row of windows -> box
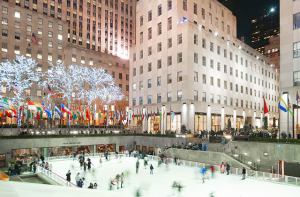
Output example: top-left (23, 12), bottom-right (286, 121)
top-left (132, 93), bottom-right (277, 113)
top-left (140, 0), bottom-right (232, 35)
top-left (133, 35), bottom-right (277, 80)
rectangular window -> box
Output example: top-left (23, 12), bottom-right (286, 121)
top-left (168, 0), bottom-right (172, 10)
top-left (148, 11), bottom-right (152, 21)
top-left (157, 22), bottom-right (162, 35)
top-left (194, 90), bottom-right (198, 101)
top-left (157, 59), bottom-right (162, 69)
top-left (177, 71), bottom-right (183, 82)
top-left (202, 38), bottom-right (206, 48)
top-left (167, 92), bottom-right (172, 102)
top-left (183, 0), bottom-right (187, 11)
top-left (157, 76), bottom-right (161, 86)
top-left (202, 92), bottom-right (206, 102)
top-left (157, 42), bottom-right (162, 52)
top-left (210, 42), bottom-right (214, 52)
top-left (147, 79), bottom-right (152, 88)
top-left (168, 56), bottom-right (172, 66)
top-left (294, 41), bottom-right (300, 58)
top-left (194, 34), bottom-right (198, 45)
top-left (202, 56), bottom-right (206, 66)
top-left (167, 74), bottom-right (172, 84)
top-left (177, 91), bottom-right (183, 101)
top-left (148, 27), bottom-right (152, 40)
top-left (168, 38), bottom-right (172, 48)
top-left (158, 4), bottom-right (162, 16)
top-left (148, 63), bottom-right (152, 72)
top-left (210, 77), bottom-right (214, 86)
top-left (194, 72), bottom-right (198, 82)
top-left (194, 53), bottom-right (198, 63)
top-left (193, 3), bottom-right (197, 15)
top-left (293, 12), bottom-right (300, 30)
top-left (202, 74), bottom-right (206, 84)
top-left (294, 71), bottom-right (300, 86)
top-left (177, 52), bottom-right (183, 63)
top-left (167, 17), bottom-right (172, 30)
top-left (178, 34), bottom-right (182, 44)
top-left (157, 94), bottom-right (162, 103)
top-left (140, 16), bottom-right (143, 26)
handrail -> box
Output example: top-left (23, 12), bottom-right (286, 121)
top-left (41, 153), bottom-right (300, 188)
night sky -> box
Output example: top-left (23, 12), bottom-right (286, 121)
top-left (219, 0), bottom-right (279, 44)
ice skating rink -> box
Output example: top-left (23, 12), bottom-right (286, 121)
top-left (44, 156), bottom-right (300, 197)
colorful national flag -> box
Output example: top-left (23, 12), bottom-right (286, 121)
top-left (297, 91), bottom-right (300, 104)
top-left (27, 100), bottom-right (36, 110)
top-left (263, 97), bottom-right (269, 115)
top-left (0, 98), bottom-right (10, 109)
top-left (279, 96), bottom-right (294, 116)
top-left (54, 106), bottom-right (62, 117)
top-left (61, 104), bottom-right (71, 115)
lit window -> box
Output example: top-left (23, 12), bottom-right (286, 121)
top-left (48, 54), bottom-right (53, 62)
top-left (89, 60), bottom-right (94, 66)
top-left (1, 43), bottom-right (7, 53)
top-left (37, 90), bottom-right (42, 97)
top-left (37, 53), bottom-right (42, 59)
top-left (14, 11), bottom-right (21, 19)
top-left (58, 34), bottom-right (63, 40)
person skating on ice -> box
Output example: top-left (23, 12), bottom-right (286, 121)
top-left (66, 170), bottom-right (71, 184)
top-left (242, 167), bottom-right (246, 180)
top-left (87, 158), bottom-right (91, 170)
top-left (136, 159), bottom-right (140, 174)
top-left (120, 172), bottom-right (124, 188)
top-left (93, 182), bottom-right (98, 189)
top-left (226, 163), bottom-right (230, 175)
top-left (75, 172), bottom-right (81, 186)
top-left (88, 182), bottom-right (94, 189)
top-left (150, 164), bottom-right (154, 174)
top-left (144, 158), bottom-right (148, 169)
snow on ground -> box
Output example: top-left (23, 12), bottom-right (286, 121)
top-left (44, 156), bottom-right (300, 197)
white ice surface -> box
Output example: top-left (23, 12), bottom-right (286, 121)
top-left (1, 156), bottom-right (300, 197)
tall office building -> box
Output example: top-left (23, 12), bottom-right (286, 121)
top-left (250, 7), bottom-right (279, 54)
top-left (280, 0), bottom-right (300, 138)
top-left (129, 0), bottom-right (279, 133)
top-left (0, 0), bottom-right (136, 100)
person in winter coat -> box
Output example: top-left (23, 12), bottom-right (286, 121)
top-left (88, 183), bottom-right (94, 189)
top-left (75, 172), bottom-right (81, 186)
top-left (150, 164), bottom-right (154, 174)
top-left (66, 170), bottom-right (71, 182)
top-left (226, 163), bottom-right (230, 175)
top-left (78, 179), bottom-right (84, 188)
top-left (136, 160), bottom-right (140, 174)
top-left (220, 162), bottom-right (225, 174)
top-left (242, 167), bottom-right (246, 180)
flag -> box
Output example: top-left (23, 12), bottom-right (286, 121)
top-left (278, 102), bottom-right (287, 112)
top-left (54, 106), bottom-right (62, 117)
top-left (0, 98), bottom-right (10, 109)
top-left (42, 102), bottom-right (52, 119)
top-left (61, 104), bottom-right (71, 115)
top-left (5, 109), bottom-right (17, 118)
top-left (85, 107), bottom-right (90, 120)
top-left (263, 97), bottom-right (269, 115)
top-left (279, 96), bottom-right (294, 116)
top-left (297, 91), bottom-right (300, 104)
top-left (27, 100), bottom-right (36, 110)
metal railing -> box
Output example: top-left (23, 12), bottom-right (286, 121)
top-left (39, 153), bottom-right (300, 188)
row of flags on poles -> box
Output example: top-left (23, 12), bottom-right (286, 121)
top-left (0, 98), bottom-right (128, 124)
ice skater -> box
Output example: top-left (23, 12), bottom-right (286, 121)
top-left (150, 164), bottom-right (154, 174)
top-left (120, 172), bottom-right (124, 188)
top-left (136, 159), bottom-right (140, 174)
top-left (220, 162), bottom-right (225, 174)
top-left (75, 172), bottom-right (81, 186)
top-left (226, 163), bottom-right (230, 175)
top-left (66, 170), bottom-right (71, 183)
top-left (87, 158), bottom-right (92, 170)
top-left (144, 158), bottom-right (148, 169)
top-left (242, 167), bottom-right (246, 180)
top-left (200, 166), bottom-right (207, 183)
top-left (210, 165), bottom-right (215, 178)
top-left (99, 156), bottom-right (102, 166)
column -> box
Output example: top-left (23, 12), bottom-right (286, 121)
top-left (260, 112), bottom-right (263, 129)
top-left (242, 110), bottom-right (246, 128)
top-left (221, 107), bottom-right (225, 130)
top-left (189, 103), bottom-right (195, 132)
top-left (142, 108), bottom-right (147, 132)
top-left (181, 103), bottom-right (188, 131)
top-left (233, 110), bottom-right (237, 129)
top-left (207, 105), bottom-right (211, 132)
top-left (253, 111), bottom-right (256, 129)
top-left (161, 105), bottom-right (166, 134)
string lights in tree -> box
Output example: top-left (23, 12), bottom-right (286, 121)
top-left (0, 56), bottom-right (41, 105)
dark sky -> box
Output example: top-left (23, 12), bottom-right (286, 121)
top-left (219, 0), bottom-right (279, 43)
